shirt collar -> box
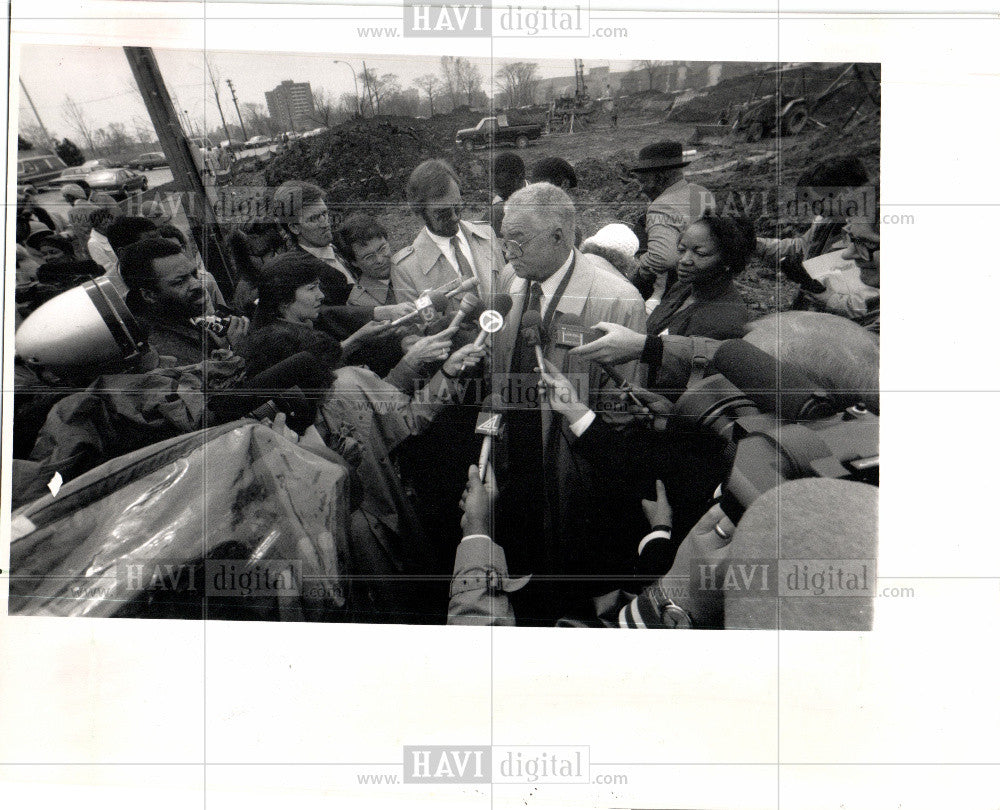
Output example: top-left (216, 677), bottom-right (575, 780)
top-left (537, 249), bottom-right (575, 300)
top-left (425, 225), bottom-right (470, 256)
top-left (355, 275), bottom-right (391, 304)
top-left (300, 242), bottom-right (336, 261)
top-left (300, 242), bottom-right (356, 283)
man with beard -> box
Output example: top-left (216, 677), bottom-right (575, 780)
top-left (392, 159), bottom-right (504, 306)
top-left (118, 238), bottom-right (250, 365)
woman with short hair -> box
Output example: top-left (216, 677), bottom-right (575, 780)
top-left (645, 211), bottom-right (754, 340)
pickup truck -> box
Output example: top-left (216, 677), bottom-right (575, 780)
top-left (455, 115), bottom-right (543, 151)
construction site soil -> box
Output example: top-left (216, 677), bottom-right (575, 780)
top-left (221, 66), bottom-right (879, 317)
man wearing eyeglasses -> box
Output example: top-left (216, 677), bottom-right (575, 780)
top-left (490, 181), bottom-right (647, 624)
top-left (801, 215), bottom-right (880, 331)
top-left (266, 180), bottom-right (413, 339)
top-left (392, 159), bottom-right (505, 305)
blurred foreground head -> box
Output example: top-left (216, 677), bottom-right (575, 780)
top-left (744, 310), bottom-right (879, 413)
top-left (724, 478), bottom-right (878, 630)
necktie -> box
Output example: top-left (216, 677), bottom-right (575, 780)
top-left (450, 235), bottom-right (474, 280)
top-left (514, 282), bottom-right (544, 374)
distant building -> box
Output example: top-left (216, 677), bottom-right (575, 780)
top-left (539, 61), bottom-right (765, 98)
top-left (265, 80), bottom-right (316, 132)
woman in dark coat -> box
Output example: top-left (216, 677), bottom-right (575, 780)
top-left (646, 212), bottom-right (754, 340)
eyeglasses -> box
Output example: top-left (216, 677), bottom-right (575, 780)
top-left (426, 203), bottom-right (464, 223)
top-left (303, 209), bottom-right (330, 225)
top-left (844, 225), bottom-right (879, 262)
top-left (356, 242), bottom-right (391, 263)
top-left (500, 231), bottom-right (548, 259)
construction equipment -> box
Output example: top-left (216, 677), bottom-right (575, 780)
top-left (727, 63), bottom-right (880, 143)
top-left (550, 60), bottom-right (595, 132)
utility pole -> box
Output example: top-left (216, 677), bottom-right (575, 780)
top-left (124, 46), bottom-right (235, 296)
top-left (226, 78), bottom-right (249, 141)
top-left (19, 78), bottom-right (55, 148)
top-left (206, 62), bottom-right (232, 144)
top-left (361, 60), bottom-right (377, 116)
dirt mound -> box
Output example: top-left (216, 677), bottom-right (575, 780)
top-left (225, 110), bottom-right (493, 205)
top-left (671, 63), bottom-right (880, 125)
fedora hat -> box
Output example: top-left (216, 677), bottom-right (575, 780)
top-left (631, 141), bottom-right (690, 172)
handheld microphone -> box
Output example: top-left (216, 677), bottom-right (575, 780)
top-left (597, 361), bottom-right (650, 413)
top-left (474, 393), bottom-right (505, 482)
top-left (445, 276), bottom-right (479, 299)
top-left (448, 293), bottom-right (483, 331)
top-left (712, 339), bottom-right (838, 421)
top-left (472, 294), bottom-right (513, 349)
top-left (519, 310), bottom-right (546, 371)
top-left (389, 290), bottom-right (449, 328)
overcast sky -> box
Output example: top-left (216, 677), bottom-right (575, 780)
top-left (18, 44), bottom-right (633, 140)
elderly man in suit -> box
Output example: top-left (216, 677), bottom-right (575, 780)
top-left (490, 181), bottom-right (647, 623)
top-left (392, 159), bottom-right (504, 306)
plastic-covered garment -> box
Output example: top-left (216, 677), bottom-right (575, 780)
top-left (9, 421), bottom-right (351, 621)
top-left (15, 356), bottom-right (246, 509)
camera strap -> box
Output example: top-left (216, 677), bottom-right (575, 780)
top-left (686, 336), bottom-right (714, 388)
top-left (746, 423), bottom-right (832, 479)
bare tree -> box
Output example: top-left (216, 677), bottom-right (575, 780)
top-left (495, 61), bottom-right (539, 108)
top-left (18, 121), bottom-right (52, 151)
top-left (414, 74), bottom-right (440, 116)
top-left (244, 102), bottom-right (278, 137)
top-left (130, 117), bottom-right (156, 146)
top-left (635, 60), bottom-right (668, 91)
top-left (305, 87), bottom-right (338, 127)
top-left (440, 56), bottom-right (461, 111)
top-left (360, 67), bottom-right (398, 116)
top-left (338, 92), bottom-right (363, 119)
top-left (61, 95), bottom-right (97, 154)
top-left (457, 59), bottom-right (483, 107)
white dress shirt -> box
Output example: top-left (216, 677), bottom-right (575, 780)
top-left (425, 226), bottom-right (475, 281)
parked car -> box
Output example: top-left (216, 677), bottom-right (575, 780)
top-left (17, 151), bottom-right (68, 190)
top-left (128, 152), bottom-right (168, 170)
top-left (54, 159), bottom-right (117, 185)
top-left (85, 168), bottom-right (148, 200)
top-left (455, 115), bottom-right (543, 151)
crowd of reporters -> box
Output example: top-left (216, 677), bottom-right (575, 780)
top-left (11, 144), bottom-right (880, 629)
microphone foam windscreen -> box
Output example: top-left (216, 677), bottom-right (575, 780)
top-left (713, 339), bottom-right (828, 422)
top-left (428, 290), bottom-right (451, 312)
top-left (490, 294), bottom-right (513, 317)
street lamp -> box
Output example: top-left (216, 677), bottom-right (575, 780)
top-left (332, 60), bottom-right (363, 118)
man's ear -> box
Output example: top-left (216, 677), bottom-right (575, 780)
top-left (288, 220), bottom-right (302, 237)
top-left (139, 287), bottom-right (158, 306)
top-left (552, 227), bottom-right (564, 244)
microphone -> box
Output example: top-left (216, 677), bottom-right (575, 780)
top-left (712, 339), bottom-right (838, 421)
top-left (389, 290), bottom-right (449, 328)
top-left (519, 309), bottom-right (546, 371)
top-left (447, 292), bottom-right (483, 331)
top-left (445, 276), bottom-right (479, 300)
top-left (474, 393), bottom-right (505, 482)
top-left (472, 294), bottom-right (513, 349)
